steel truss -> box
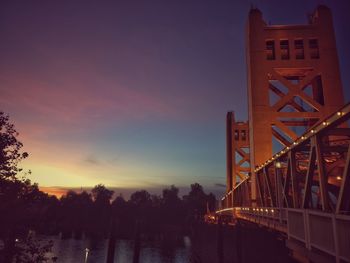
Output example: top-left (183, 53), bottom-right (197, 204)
top-left (219, 103), bottom-right (350, 263)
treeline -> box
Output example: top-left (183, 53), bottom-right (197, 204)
top-left (0, 179), bottom-right (216, 240)
top-left (0, 175), bottom-right (216, 262)
top-left (51, 183), bottom-right (216, 238)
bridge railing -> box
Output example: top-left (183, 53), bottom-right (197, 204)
top-left (286, 208), bottom-right (350, 262)
top-left (234, 206), bottom-right (287, 231)
top-left (216, 206), bottom-right (350, 262)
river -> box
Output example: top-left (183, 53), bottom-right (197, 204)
top-left (47, 235), bottom-right (193, 263)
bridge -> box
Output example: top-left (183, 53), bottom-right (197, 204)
top-left (216, 6), bottom-right (350, 263)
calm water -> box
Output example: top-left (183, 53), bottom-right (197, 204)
top-left (47, 236), bottom-right (192, 263)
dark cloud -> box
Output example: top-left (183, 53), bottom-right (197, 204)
top-left (84, 155), bottom-right (101, 165)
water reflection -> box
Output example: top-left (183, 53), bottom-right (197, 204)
top-left (48, 236), bottom-right (192, 263)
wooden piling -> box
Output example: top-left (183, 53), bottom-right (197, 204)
top-left (133, 220), bottom-right (141, 263)
top-left (217, 216), bottom-right (224, 263)
top-left (235, 220), bottom-right (242, 263)
top-left (106, 217), bottom-right (117, 263)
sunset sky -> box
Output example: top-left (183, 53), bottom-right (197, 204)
top-left (1, 0), bottom-right (349, 198)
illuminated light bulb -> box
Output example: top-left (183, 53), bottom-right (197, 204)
top-left (336, 176), bottom-right (341, 180)
top-left (301, 136), bottom-right (305, 140)
top-left (311, 130), bottom-right (314, 133)
top-left (293, 142), bottom-right (297, 145)
top-left (337, 111), bottom-right (342, 116)
top-left (286, 146), bottom-right (290, 149)
top-left (322, 121), bottom-right (327, 126)
top-left (271, 209), bottom-right (274, 213)
top-left (265, 209), bottom-right (268, 212)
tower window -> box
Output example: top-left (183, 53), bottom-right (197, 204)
top-left (266, 40), bottom-right (275, 60)
top-left (234, 130), bottom-right (239, 140)
top-left (309, 39), bottom-right (319, 59)
top-left (241, 130), bottom-right (247, 141)
top-left (280, 40), bottom-right (289, 60)
top-left (294, 39), bottom-right (304, 59)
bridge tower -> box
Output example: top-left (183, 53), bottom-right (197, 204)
top-left (226, 112), bottom-right (250, 192)
top-left (246, 5), bottom-right (345, 203)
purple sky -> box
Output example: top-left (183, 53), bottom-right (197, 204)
top-left (1, 0), bottom-right (349, 198)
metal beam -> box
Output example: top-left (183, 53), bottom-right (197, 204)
top-left (289, 150), bottom-right (299, 208)
top-left (314, 136), bottom-right (331, 212)
top-left (302, 146), bottom-right (316, 209)
top-left (263, 166), bottom-right (274, 207)
top-left (282, 158), bottom-right (291, 208)
top-left (336, 145), bottom-right (350, 214)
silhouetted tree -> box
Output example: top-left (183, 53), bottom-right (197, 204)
top-left (14, 235), bottom-right (53, 263)
top-left (91, 184), bottom-right (114, 204)
top-left (0, 112), bottom-right (52, 262)
top-left (129, 190), bottom-right (151, 207)
top-left (113, 194), bottom-right (125, 204)
top-left (128, 190), bottom-right (153, 232)
top-left (162, 185), bottom-right (184, 224)
top-left (112, 194), bottom-right (128, 222)
top-left (59, 191), bottom-right (93, 238)
top-left (206, 192), bottom-right (217, 212)
top-left (0, 112), bottom-right (28, 179)
top-left (151, 194), bottom-right (162, 208)
top-left (90, 185), bottom-right (114, 236)
top-left (183, 183), bottom-right (208, 220)
top-left (162, 185), bottom-right (180, 205)
top-left (111, 194), bottom-right (133, 237)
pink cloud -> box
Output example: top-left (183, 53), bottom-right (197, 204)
top-left (0, 67), bottom-right (183, 137)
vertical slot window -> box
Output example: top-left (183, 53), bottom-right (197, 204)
top-left (309, 39), bottom-right (319, 59)
top-left (266, 40), bottom-right (275, 60)
top-left (241, 130), bottom-right (246, 141)
top-left (294, 39), bottom-right (304, 59)
top-left (234, 130), bottom-right (239, 141)
top-left (280, 40), bottom-right (289, 60)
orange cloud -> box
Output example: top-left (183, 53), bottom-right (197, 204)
top-left (40, 186), bottom-right (69, 198)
